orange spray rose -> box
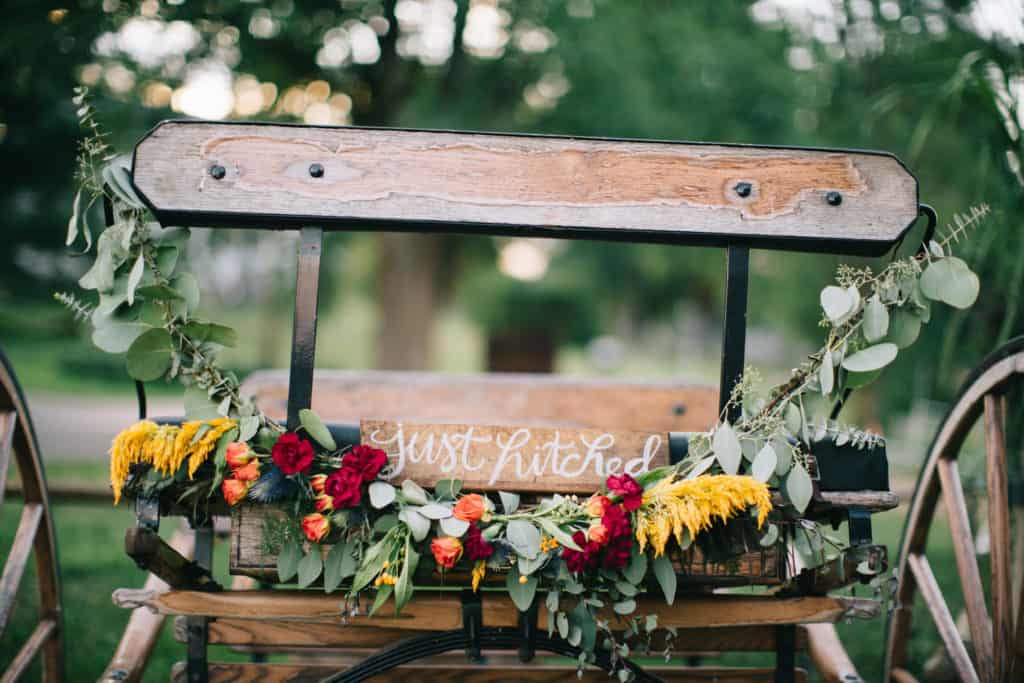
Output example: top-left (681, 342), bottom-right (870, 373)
top-left (301, 513), bottom-right (330, 543)
top-left (225, 442), bottom-right (254, 469)
top-left (222, 478), bottom-right (249, 506)
top-left (430, 536), bottom-right (463, 569)
top-left (453, 494), bottom-right (485, 522)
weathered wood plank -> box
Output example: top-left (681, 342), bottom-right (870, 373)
top-left (907, 552), bottom-right (979, 683)
top-left (202, 617), bottom-right (806, 652)
top-left (132, 121), bottom-right (917, 254)
top-left (362, 419), bottom-right (667, 492)
top-left (0, 503), bottom-right (43, 636)
top-left (120, 590), bottom-right (875, 627)
top-left (805, 623), bottom-right (862, 683)
top-left (100, 527), bottom-right (195, 683)
top-left (175, 662), bottom-right (807, 683)
top-left (241, 370), bottom-right (719, 434)
top-left (229, 504), bottom-right (782, 584)
top-left (124, 526), bottom-right (220, 591)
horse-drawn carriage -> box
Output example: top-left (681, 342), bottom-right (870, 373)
top-left (0, 121), bottom-right (1016, 682)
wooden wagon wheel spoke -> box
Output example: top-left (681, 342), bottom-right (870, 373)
top-left (884, 339), bottom-right (1024, 682)
top-left (984, 393), bottom-right (1014, 682)
top-left (907, 552), bottom-right (981, 683)
top-left (0, 349), bottom-right (64, 683)
top-left (936, 456), bottom-right (995, 680)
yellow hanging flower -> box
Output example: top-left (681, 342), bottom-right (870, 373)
top-left (471, 559), bottom-right (487, 592)
top-left (634, 474), bottom-right (772, 557)
top-left (108, 417), bottom-right (238, 504)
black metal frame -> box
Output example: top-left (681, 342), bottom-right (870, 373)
top-left (115, 122), bottom-right (934, 682)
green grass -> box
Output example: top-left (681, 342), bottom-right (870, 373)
top-left (0, 461), bottom-right (964, 681)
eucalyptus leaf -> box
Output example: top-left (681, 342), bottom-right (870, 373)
top-left (398, 508), bottom-right (430, 542)
top-left (368, 481), bottom-right (397, 509)
top-left (401, 480), bottom-right (429, 506)
top-left (652, 555), bottom-right (677, 605)
top-left (751, 443), bottom-right (777, 483)
top-left (819, 350), bottom-right (834, 396)
top-left (126, 253), bottom-right (145, 306)
top-left (238, 416), bottom-right (260, 442)
top-left (622, 546), bottom-right (647, 584)
top-left (297, 549), bottom-right (324, 588)
top-left (772, 437), bottom-right (793, 476)
top-left (506, 520), bottom-right (542, 559)
top-left (324, 542), bottom-right (347, 593)
top-left (439, 515), bottom-right (470, 537)
top-left (499, 491), bottom-right (520, 514)
top-left (418, 502), bottom-right (453, 520)
top-left (546, 590), bottom-right (559, 613)
top-left (686, 455), bottom-right (716, 479)
top-left (184, 386), bottom-right (221, 421)
top-left (920, 257), bottom-right (980, 309)
top-left (92, 321), bottom-right (150, 354)
top-left (276, 540), bottom-right (302, 583)
top-left (506, 568), bottom-right (538, 612)
top-left (613, 599), bottom-right (637, 616)
top-left (557, 612), bottom-right (569, 639)
top-left (862, 295), bottom-right (889, 343)
top-left (888, 308), bottom-right (922, 349)
top-left (786, 462), bottom-right (813, 514)
top-left (125, 328), bottom-right (173, 381)
top-left (759, 523), bottom-right (780, 547)
top-left (712, 422), bottom-right (742, 475)
top-left (171, 272), bottom-right (200, 314)
top-left (820, 285), bottom-right (852, 322)
top-left (841, 343), bottom-right (898, 373)
top-left (182, 321), bottom-right (238, 348)
top-left (434, 479), bottom-right (461, 499)
top-left (299, 409), bottom-right (337, 451)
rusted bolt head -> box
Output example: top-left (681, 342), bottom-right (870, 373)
top-left (826, 191), bottom-right (843, 206)
top-left (209, 164), bottom-right (226, 180)
top-left (734, 181), bottom-right (752, 198)
top-left (309, 162), bottom-right (325, 178)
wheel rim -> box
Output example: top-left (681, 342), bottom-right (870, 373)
top-left (0, 346), bottom-right (64, 683)
top-left (884, 337), bottom-right (1024, 682)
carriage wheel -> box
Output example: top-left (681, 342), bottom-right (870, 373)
top-left (884, 337), bottom-right (1024, 682)
top-left (0, 347), bottom-right (63, 682)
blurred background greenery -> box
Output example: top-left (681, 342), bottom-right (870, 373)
top-left (1, 0), bottom-right (1023, 680)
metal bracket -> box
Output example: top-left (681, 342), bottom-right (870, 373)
top-left (286, 227), bottom-right (324, 431)
top-left (517, 596), bottom-right (539, 662)
top-left (134, 495), bottom-right (160, 532)
top-left (668, 432), bottom-right (690, 466)
top-left (847, 507), bottom-right (873, 547)
top-left (186, 520), bottom-right (213, 683)
top-left (774, 624), bottom-right (796, 683)
top-left (719, 246), bottom-right (750, 423)
top-left (460, 590), bottom-right (484, 663)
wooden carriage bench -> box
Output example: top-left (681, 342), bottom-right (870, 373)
top-left (106, 121), bottom-right (918, 683)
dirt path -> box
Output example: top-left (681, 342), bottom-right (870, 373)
top-left (24, 391), bottom-right (183, 461)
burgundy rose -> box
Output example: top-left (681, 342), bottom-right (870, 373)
top-left (342, 445), bottom-right (388, 482)
top-left (463, 524), bottom-right (494, 561)
top-left (601, 533), bottom-right (632, 570)
top-left (562, 531), bottom-right (601, 574)
top-left (601, 504), bottom-right (631, 540)
top-left (272, 432), bottom-right (314, 475)
top-left (325, 467), bottom-right (363, 509)
top-left (606, 473), bottom-right (643, 511)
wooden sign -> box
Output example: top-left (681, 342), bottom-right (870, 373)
top-left (132, 121), bottom-right (918, 254)
top-left (359, 420), bottom-right (670, 493)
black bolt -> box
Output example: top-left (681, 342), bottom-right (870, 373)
top-left (209, 164), bottom-right (226, 180)
top-left (309, 162), bottom-right (325, 178)
top-left (826, 191), bottom-right (843, 206)
top-left (734, 181), bottom-right (752, 198)
top-left (672, 403), bottom-right (687, 416)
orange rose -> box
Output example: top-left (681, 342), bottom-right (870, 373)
top-left (586, 494), bottom-right (611, 518)
top-left (587, 522), bottom-right (610, 544)
top-left (301, 513), bottom-right (330, 543)
top-left (309, 473), bottom-right (328, 495)
top-left (233, 460), bottom-right (260, 482)
top-left (225, 441), bottom-right (254, 469)
top-left (453, 494), bottom-right (485, 522)
top-left (222, 478), bottom-right (249, 506)
top-left (430, 536), bottom-right (463, 569)
top-left (314, 494), bottom-right (334, 513)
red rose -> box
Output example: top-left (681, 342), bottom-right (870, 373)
top-left (601, 533), bottom-right (632, 570)
top-left (606, 473), bottom-right (643, 511)
top-left (342, 445), bottom-right (388, 482)
top-left (325, 467), bottom-right (363, 509)
top-left (272, 432), bottom-right (314, 475)
top-left (463, 524), bottom-right (494, 561)
top-left (601, 504), bottom-right (631, 540)
top-left (561, 531), bottom-right (601, 574)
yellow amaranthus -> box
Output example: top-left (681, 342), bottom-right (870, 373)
top-left (109, 417), bottom-right (237, 504)
top-left (634, 474), bottom-right (772, 557)
top-left (471, 559), bottom-right (487, 592)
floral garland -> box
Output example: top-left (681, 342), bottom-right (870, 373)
top-left (65, 93), bottom-right (986, 674)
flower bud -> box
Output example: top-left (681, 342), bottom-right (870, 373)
top-left (309, 473), bottom-right (328, 495)
top-left (314, 493), bottom-right (334, 514)
top-left (225, 441), bottom-right (254, 470)
top-left (301, 513), bottom-right (330, 543)
top-left (222, 478), bottom-right (249, 506)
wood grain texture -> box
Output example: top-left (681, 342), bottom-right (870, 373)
top-left (178, 662), bottom-right (807, 683)
top-left (124, 526), bottom-right (220, 591)
top-left (983, 393), bottom-right (1012, 683)
top-left (203, 618), bottom-right (806, 653)
top-left (229, 504), bottom-right (782, 584)
top-left (0, 618), bottom-right (56, 683)
top-left (100, 527), bottom-right (195, 683)
top-left (0, 411), bottom-right (15, 508)
top-left (805, 623), bottom-right (862, 682)
top-left (361, 419), bottom-right (668, 492)
top-left (241, 369), bottom-right (719, 434)
top-left (0, 503), bottom-right (43, 635)
top-left (132, 121), bottom-right (917, 253)
top-left (126, 590), bottom-right (872, 628)
top-left (907, 552), bottom-right (979, 683)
